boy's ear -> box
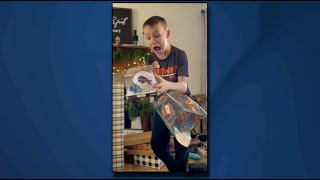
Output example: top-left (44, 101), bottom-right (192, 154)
top-left (166, 29), bottom-right (171, 39)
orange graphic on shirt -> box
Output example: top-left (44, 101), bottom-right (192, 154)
top-left (154, 66), bottom-right (177, 76)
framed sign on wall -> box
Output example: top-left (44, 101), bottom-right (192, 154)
top-left (112, 7), bottom-right (133, 45)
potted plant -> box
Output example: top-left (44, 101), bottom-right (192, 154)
top-left (125, 97), bottom-right (154, 131)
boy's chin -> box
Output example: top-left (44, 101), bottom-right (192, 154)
top-left (155, 51), bottom-right (165, 57)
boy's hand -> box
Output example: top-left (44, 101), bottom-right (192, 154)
top-left (153, 74), bottom-right (171, 95)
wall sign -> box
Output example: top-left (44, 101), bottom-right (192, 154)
top-left (112, 8), bottom-right (133, 44)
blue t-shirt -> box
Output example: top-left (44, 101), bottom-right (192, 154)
top-left (147, 45), bottom-right (191, 96)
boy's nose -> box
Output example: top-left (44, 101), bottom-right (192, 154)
top-left (151, 39), bottom-right (158, 45)
top-left (150, 37), bottom-right (157, 44)
top-left (149, 39), bottom-right (156, 46)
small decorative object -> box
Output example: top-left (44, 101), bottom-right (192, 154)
top-left (197, 146), bottom-right (207, 157)
top-left (115, 36), bottom-right (121, 46)
top-left (201, 142), bottom-right (207, 150)
top-left (124, 65), bottom-right (157, 98)
top-left (125, 97), bottom-right (154, 132)
top-left (189, 152), bottom-right (201, 160)
top-left (154, 91), bottom-right (207, 147)
top-left (133, 30), bottom-right (138, 46)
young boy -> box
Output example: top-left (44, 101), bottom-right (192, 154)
top-left (143, 16), bottom-right (191, 172)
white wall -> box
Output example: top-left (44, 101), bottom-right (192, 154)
top-left (113, 3), bottom-right (207, 95)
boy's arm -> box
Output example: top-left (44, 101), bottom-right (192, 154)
top-left (153, 74), bottom-right (188, 94)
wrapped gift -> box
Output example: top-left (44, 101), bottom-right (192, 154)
top-left (133, 154), bottom-right (164, 169)
top-left (154, 91), bottom-right (207, 147)
top-left (124, 65), bottom-right (158, 98)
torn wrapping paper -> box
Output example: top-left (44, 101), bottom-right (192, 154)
top-left (124, 65), bottom-right (158, 98)
top-left (154, 91), bottom-right (207, 147)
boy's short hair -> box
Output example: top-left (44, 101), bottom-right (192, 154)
top-left (143, 16), bottom-right (168, 29)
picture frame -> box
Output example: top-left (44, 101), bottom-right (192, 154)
top-left (112, 7), bottom-right (133, 45)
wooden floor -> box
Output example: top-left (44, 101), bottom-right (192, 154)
top-left (124, 155), bottom-right (207, 172)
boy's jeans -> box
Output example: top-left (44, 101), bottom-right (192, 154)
top-left (150, 111), bottom-right (189, 172)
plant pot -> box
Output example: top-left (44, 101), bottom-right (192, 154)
top-left (131, 117), bottom-right (142, 129)
top-left (140, 115), bottom-right (151, 132)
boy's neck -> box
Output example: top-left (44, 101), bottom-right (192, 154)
top-left (157, 44), bottom-right (171, 60)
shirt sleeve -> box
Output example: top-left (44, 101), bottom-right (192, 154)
top-left (177, 50), bottom-right (189, 77)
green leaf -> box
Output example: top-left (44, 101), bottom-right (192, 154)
top-left (127, 97), bottom-right (154, 121)
top-left (132, 49), bottom-right (143, 60)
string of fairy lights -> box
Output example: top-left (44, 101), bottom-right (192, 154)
top-left (112, 49), bottom-right (152, 75)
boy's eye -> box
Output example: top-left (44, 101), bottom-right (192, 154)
top-left (146, 37), bottom-right (151, 40)
top-left (154, 35), bottom-right (160, 38)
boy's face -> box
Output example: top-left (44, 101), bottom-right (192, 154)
top-left (143, 22), bottom-right (170, 58)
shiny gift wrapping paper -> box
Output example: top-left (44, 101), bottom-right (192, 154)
top-left (154, 91), bottom-right (207, 147)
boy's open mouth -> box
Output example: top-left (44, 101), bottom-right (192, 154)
top-left (153, 46), bottom-right (161, 52)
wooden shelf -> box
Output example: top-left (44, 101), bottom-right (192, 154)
top-left (113, 45), bottom-right (151, 50)
top-left (123, 131), bottom-right (152, 147)
top-left (127, 149), bottom-right (155, 156)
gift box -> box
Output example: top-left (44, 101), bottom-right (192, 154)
top-left (124, 65), bottom-right (158, 98)
top-left (133, 154), bottom-right (164, 169)
top-left (154, 91), bottom-right (207, 147)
